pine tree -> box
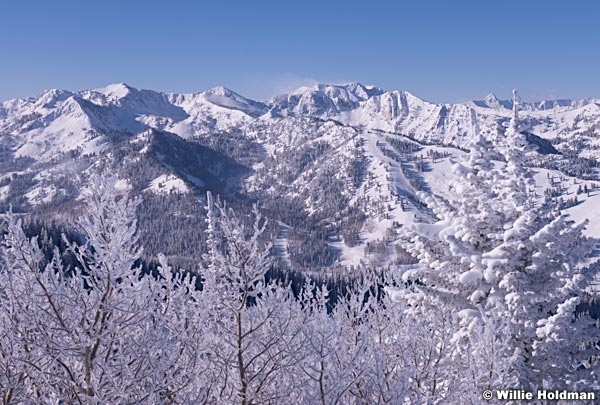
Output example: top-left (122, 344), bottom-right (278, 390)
top-left (396, 90), bottom-right (599, 392)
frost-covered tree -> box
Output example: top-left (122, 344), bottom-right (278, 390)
top-left (0, 176), bottom-right (211, 403)
top-left (292, 283), bottom-right (363, 404)
top-left (0, 176), bottom-right (155, 402)
top-left (481, 210), bottom-right (599, 390)
top-left (141, 254), bottom-right (213, 403)
top-left (0, 210), bottom-right (54, 403)
top-left (201, 192), bottom-right (306, 404)
top-left (386, 273), bottom-right (465, 404)
top-left (397, 90), bottom-right (599, 393)
top-left (290, 271), bottom-right (412, 405)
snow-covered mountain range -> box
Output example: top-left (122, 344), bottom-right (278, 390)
top-left (2, 83), bottom-right (600, 270)
top-left (3, 82), bottom-right (600, 160)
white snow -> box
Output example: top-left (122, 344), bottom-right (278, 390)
top-left (145, 174), bottom-right (190, 195)
top-left (25, 185), bottom-right (56, 205)
top-left (95, 83), bottom-right (132, 101)
top-left (0, 185), bottom-right (9, 201)
top-left (3, 82), bottom-right (600, 276)
top-left (459, 270), bottom-right (483, 285)
top-left (115, 179), bottom-right (132, 192)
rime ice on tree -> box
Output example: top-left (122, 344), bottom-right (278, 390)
top-left (510, 88), bottom-right (521, 132)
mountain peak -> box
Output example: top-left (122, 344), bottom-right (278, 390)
top-left (474, 92), bottom-right (511, 109)
top-left (35, 88), bottom-right (73, 109)
top-left (95, 82), bottom-right (135, 100)
top-left (484, 92), bottom-right (500, 103)
top-left (342, 82), bottom-right (385, 99)
top-left (201, 86), bottom-right (267, 117)
top-left (205, 85), bottom-right (235, 97)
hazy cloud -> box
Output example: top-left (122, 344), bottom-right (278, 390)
top-left (238, 73), bottom-right (347, 101)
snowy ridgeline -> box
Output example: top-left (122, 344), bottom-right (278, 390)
top-left (2, 83), bottom-right (600, 272)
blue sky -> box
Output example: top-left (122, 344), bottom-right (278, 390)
top-left (1, 1), bottom-right (598, 103)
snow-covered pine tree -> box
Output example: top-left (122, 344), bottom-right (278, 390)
top-left (396, 89), bottom-right (599, 394)
top-left (481, 201), bottom-right (599, 390)
top-left (391, 124), bottom-right (516, 399)
top-left (494, 89), bottom-right (537, 214)
top-left (480, 91), bottom-right (599, 390)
